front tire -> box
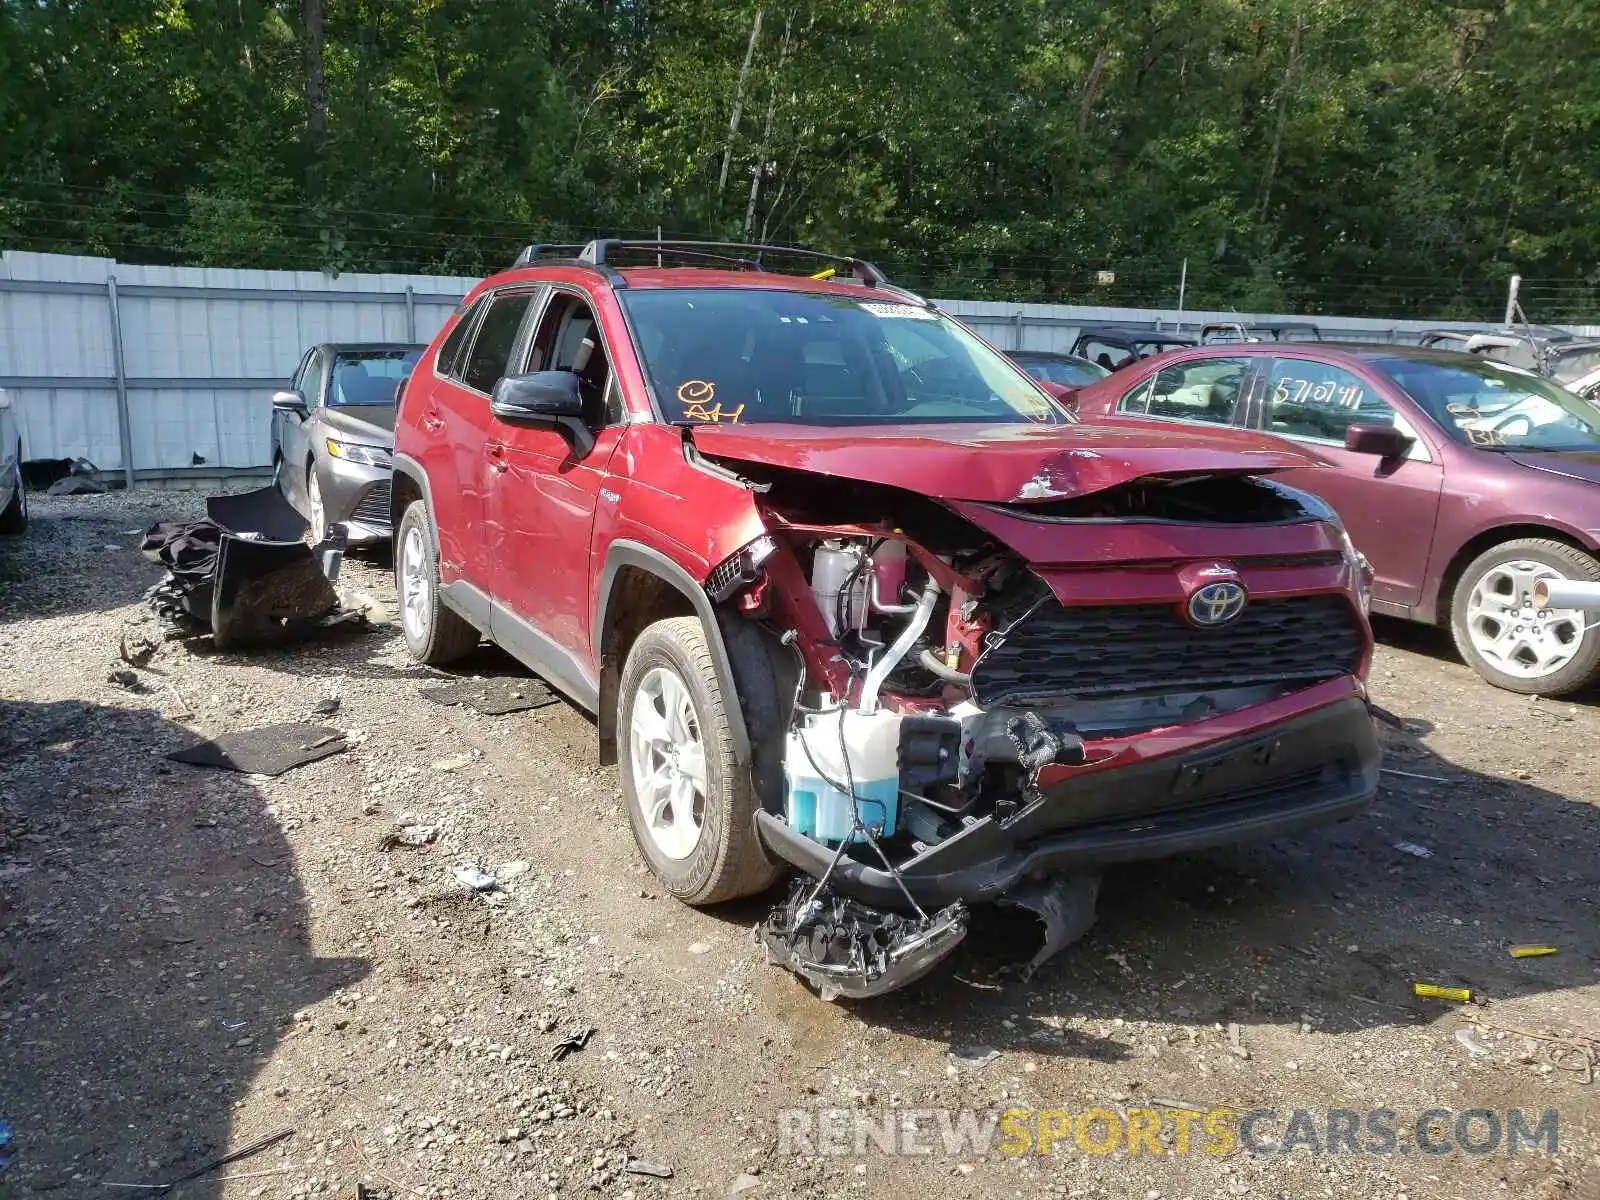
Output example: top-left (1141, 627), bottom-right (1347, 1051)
top-left (395, 500), bottom-right (479, 666)
top-left (1450, 537), bottom-right (1600, 695)
top-left (619, 616), bottom-right (781, 905)
top-left (306, 461), bottom-right (327, 541)
top-left (0, 455), bottom-right (26, 536)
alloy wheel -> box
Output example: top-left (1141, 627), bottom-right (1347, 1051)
top-left (1465, 559), bottom-right (1585, 680)
top-left (399, 525), bottom-right (430, 642)
top-left (629, 665), bottom-right (707, 861)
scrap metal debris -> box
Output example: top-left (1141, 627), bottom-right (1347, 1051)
top-left (104, 1126), bottom-right (294, 1195)
top-left (1393, 841), bottom-right (1434, 859)
top-left (167, 723), bottom-right (348, 776)
top-left (623, 1160), bottom-right (675, 1179)
top-left (948, 1045), bottom-right (1000, 1070)
top-left (1510, 945), bottom-right (1558, 958)
top-left (550, 1026), bottom-right (594, 1062)
top-left (1463, 1013), bottom-right (1598, 1084)
top-left (379, 824), bottom-right (439, 851)
top-left (453, 864), bottom-right (499, 892)
top-left (419, 677), bottom-right (558, 716)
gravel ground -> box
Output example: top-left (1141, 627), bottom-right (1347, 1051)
top-left (1, 489), bottom-right (1597, 1200)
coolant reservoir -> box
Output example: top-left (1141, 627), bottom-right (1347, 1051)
top-left (811, 541), bottom-right (868, 635)
top-left (784, 711), bottom-right (901, 844)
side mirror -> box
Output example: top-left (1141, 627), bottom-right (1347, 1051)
top-left (1344, 423), bottom-right (1413, 458)
top-left (491, 372), bottom-right (592, 456)
top-left (272, 389), bottom-right (307, 414)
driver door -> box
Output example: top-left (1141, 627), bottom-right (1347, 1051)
top-left (486, 288), bottom-right (628, 693)
top-left (1254, 356), bottom-right (1444, 611)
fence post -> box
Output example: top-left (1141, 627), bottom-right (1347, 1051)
top-left (106, 275), bottom-right (136, 490)
top-left (1011, 310), bottom-right (1024, 351)
top-left (404, 284), bottom-right (417, 342)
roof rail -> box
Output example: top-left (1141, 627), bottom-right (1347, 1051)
top-left (576, 239), bottom-right (893, 289)
top-left (510, 243), bottom-right (590, 268)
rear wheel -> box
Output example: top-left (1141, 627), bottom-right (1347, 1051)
top-left (1450, 538), bottom-right (1600, 695)
top-left (395, 500), bottom-right (479, 666)
top-left (0, 455), bottom-right (26, 536)
top-left (619, 616), bottom-right (780, 905)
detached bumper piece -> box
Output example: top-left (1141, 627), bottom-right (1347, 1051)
top-left (142, 485), bottom-right (365, 650)
top-left (759, 878), bottom-right (968, 1001)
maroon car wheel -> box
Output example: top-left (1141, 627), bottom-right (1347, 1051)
top-left (1451, 538), bottom-right (1600, 696)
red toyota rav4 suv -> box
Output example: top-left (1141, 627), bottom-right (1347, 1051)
top-left (391, 240), bottom-right (1381, 998)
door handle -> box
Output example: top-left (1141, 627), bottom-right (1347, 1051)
top-left (486, 443), bottom-right (507, 473)
top-left (421, 410), bottom-right (445, 433)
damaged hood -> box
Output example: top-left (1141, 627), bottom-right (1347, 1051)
top-left (691, 421), bottom-right (1325, 503)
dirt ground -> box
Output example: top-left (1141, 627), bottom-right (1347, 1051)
top-left (1, 489), bottom-right (1597, 1200)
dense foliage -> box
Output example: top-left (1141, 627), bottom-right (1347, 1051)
top-left (1, 1), bottom-right (1596, 318)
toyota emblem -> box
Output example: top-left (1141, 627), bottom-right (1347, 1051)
top-left (1187, 580), bottom-right (1248, 627)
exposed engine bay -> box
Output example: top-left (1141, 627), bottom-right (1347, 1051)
top-left (701, 456), bottom-right (1376, 1000)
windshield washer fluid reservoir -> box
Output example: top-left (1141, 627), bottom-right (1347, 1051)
top-left (784, 711), bottom-right (901, 844)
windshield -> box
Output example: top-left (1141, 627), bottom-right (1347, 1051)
top-left (620, 289), bottom-right (1065, 426)
top-left (1374, 356), bottom-right (1600, 451)
top-left (330, 349), bottom-right (423, 407)
top-left (1015, 356), bottom-right (1110, 386)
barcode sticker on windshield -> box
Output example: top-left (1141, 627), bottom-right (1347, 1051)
top-left (860, 302), bottom-right (937, 320)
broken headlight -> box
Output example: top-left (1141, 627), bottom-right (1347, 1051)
top-left (325, 439), bottom-right (392, 468)
top-left (1337, 525), bottom-right (1372, 615)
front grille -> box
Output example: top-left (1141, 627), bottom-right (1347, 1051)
top-left (970, 592), bottom-right (1362, 707)
top-left (351, 480), bottom-right (392, 527)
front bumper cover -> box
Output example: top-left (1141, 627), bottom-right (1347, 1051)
top-left (755, 688), bottom-right (1380, 912)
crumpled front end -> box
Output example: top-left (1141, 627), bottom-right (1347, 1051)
top-left (696, 449), bottom-right (1381, 999)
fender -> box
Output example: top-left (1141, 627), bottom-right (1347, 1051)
top-left (594, 539), bottom-right (753, 766)
top-left (390, 451), bottom-right (436, 540)
top-left (1417, 515), bottom-right (1600, 623)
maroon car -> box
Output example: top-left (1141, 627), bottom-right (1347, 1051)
top-left (1075, 343), bottom-right (1600, 695)
top-left (389, 240), bottom-right (1378, 997)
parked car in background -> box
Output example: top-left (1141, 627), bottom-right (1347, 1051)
top-left (1069, 325), bottom-right (1196, 371)
top-left (1006, 349), bottom-right (1110, 390)
top-left (1201, 321), bottom-right (1323, 344)
top-left (1419, 326), bottom-right (1600, 388)
top-left (0, 387), bottom-right (26, 535)
top-left (387, 237), bottom-right (1378, 998)
top-left (1075, 342), bottom-right (1600, 695)
top-left (271, 342), bottom-right (423, 541)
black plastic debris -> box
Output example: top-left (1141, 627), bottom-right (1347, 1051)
top-left (167, 723), bottom-right (347, 776)
top-left (1000, 872), bottom-right (1100, 982)
top-left (141, 486), bottom-right (361, 650)
top-left (549, 1026), bottom-right (595, 1062)
top-left (206, 486), bottom-right (307, 543)
top-left (419, 677), bottom-right (558, 716)
top-left (759, 879), bottom-right (968, 1001)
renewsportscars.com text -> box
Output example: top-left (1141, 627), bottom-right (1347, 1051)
top-left (777, 1105), bottom-right (1559, 1158)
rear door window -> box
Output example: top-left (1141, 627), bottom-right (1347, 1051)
top-left (461, 293), bottom-right (534, 395)
top-left (437, 297), bottom-right (487, 381)
top-left (1117, 358), bottom-right (1249, 425)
